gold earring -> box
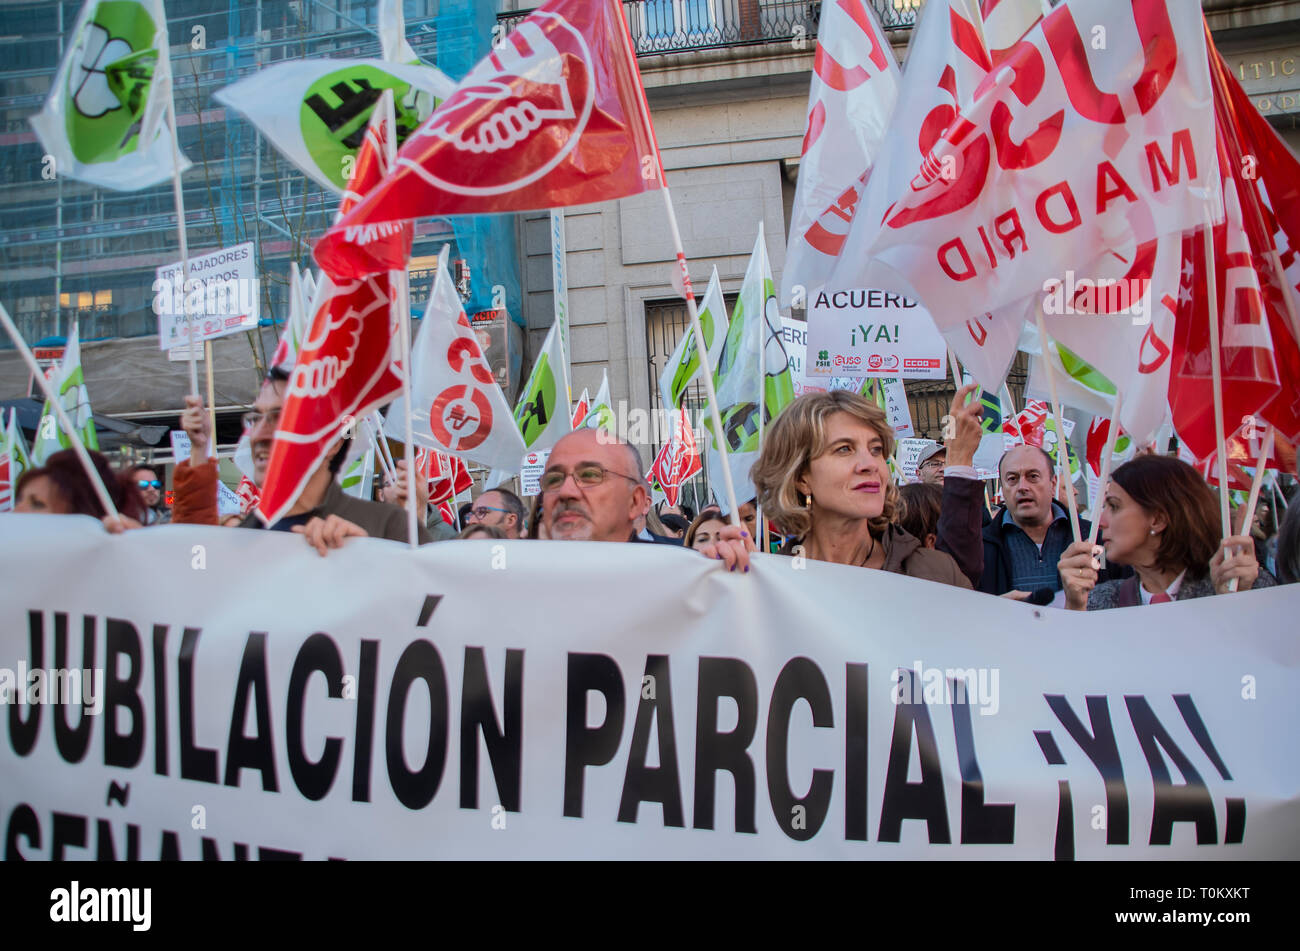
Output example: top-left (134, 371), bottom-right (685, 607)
top-left (804, 492), bottom-right (813, 508)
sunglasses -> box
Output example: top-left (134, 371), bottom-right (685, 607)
top-left (137, 479), bottom-right (162, 490)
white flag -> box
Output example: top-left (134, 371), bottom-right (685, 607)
top-left (32, 324), bottom-right (97, 466)
top-left (658, 268), bottom-right (729, 414)
top-left (583, 368), bottom-right (614, 433)
top-left (1039, 233), bottom-right (1181, 444)
top-left (781, 0), bottom-right (900, 307)
top-left (384, 247), bottom-right (526, 472)
top-left (853, 0), bottom-right (1218, 323)
top-left (511, 319), bottom-right (573, 455)
top-left (30, 0), bottom-right (189, 190)
top-left (215, 59), bottom-right (454, 194)
top-left (704, 224), bottom-right (795, 511)
top-left (829, 0), bottom-right (1045, 392)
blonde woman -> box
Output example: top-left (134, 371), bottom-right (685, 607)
top-left (745, 390), bottom-right (970, 586)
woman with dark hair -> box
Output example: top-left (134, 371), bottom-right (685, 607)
top-left (684, 510), bottom-right (728, 553)
top-left (14, 449), bottom-right (145, 522)
top-left (1059, 455), bottom-right (1273, 609)
top-left (897, 482), bottom-right (944, 550)
top-left (740, 390), bottom-right (969, 586)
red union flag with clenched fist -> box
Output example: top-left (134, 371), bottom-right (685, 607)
top-left (857, 0), bottom-right (1220, 324)
top-left (257, 94), bottom-right (406, 525)
top-left (647, 410), bottom-right (702, 507)
top-left (333, 0), bottom-right (661, 247)
top-left (384, 247), bottom-right (526, 472)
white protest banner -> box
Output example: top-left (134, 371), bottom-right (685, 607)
top-left (896, 438), bottom-right (935, 484)
top-left (519, 449), bottom-right (550, 497)
top-left (5, 517), bottom-right (1296, 858)
top-left (806, 288), bottom-right (948, 380)
top-left (154, 241), bottom-right (259, 351)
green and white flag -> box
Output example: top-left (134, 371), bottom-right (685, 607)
top-left (658, 267), bottom-right (728, 414)
top-left (215, 59), bottom-right (454, 194)
top-left (30, 0), bottom-right (188, 190)
top-left (703, 224), bottom-right (795, 512)
top-left (512, 321), bottom-right (572, 454)
top-left (582, 368), bottom-right (614, 434)
top-left (340, 448), bottom-right (375, 499)
top-left (5, 408), bottom-right (34, 478)
top-left (32, 324), bottom-right (98, 465)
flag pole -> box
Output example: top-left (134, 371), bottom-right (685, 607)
top-left (395, 269), bottom-right (419, 548)
top-left (1033, 311), bottom-right (1083, 543)
top-left (0, 304), bottom-right (119, 520)
top-left (1202, 224), bottom-right (1233, 539)
top-left (163, 85), bottom-right (200, 399)
top-left (659, 189), bottom-right (743, 528)
top-left (1236, 425), bottom-right (1274, 538)
top-left (1086, 389), bottom-right (1124, 547)
top-left (757, 228), bottom-right (768, 553)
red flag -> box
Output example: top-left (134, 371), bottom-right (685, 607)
top-left (647, 410), bottom-right (702, 507)
top-left (236, 476), bottom-right (260, 516)
top-left (332, 0), bottom-right (662, 251)
top-left (313, 92), bottom-right (413, 279)
top-left (0, 452), bottom-right (12, 511)
top-left (257, 98), bottom-right (406, 525)
top-left (1168, 30), bottom-right (1300, 463)
top-left (419, 449), bottom-right (472, 506)
top-left (1204, 31), bottom-right (1300, 445)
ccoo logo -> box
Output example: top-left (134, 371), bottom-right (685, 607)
top-left (402, 13), bottom-right (595, 197)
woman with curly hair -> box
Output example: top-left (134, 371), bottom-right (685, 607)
top-left (747, 390), bottom-right (970, 587)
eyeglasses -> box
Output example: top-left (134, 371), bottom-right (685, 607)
top-left (539, 464), bottom-right (641, 494)
top-left (469, 505), bottom-right (509, 520)
top-left (241, 408), bottom-right (281, 431)
top-left (918, 458), bottom-right (944, 470)
top-left (137, 479), bottom-right (162, 490)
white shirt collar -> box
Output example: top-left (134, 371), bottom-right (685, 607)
top-left (1139, 569), bottom-right (1187, 605)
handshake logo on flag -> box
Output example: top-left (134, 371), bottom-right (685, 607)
top-left (416, 14), bottom-right (593, 193)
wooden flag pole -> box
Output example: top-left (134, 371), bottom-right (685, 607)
top-left (658, 188), bottom-right (743, 528)
top-left (394, 268), bottom-right (419, 548)
top-left (757, 233), bottom-right (768, 553)
top-left (1236, 425), bottom-right (1275, 538)
top-left (163, 91), bottom-right (201, 398)
top-left (1202, 225), bottom-right (1233, 540)
top-left (0, 303), bottom-right (119, 520)
top-left (1033, 311), bottom-right (1083, 543)
top-left (1086, 389), bottom-right (1125, 548)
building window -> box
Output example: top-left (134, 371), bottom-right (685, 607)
top-left (644, 293), bottom-right (735, 510)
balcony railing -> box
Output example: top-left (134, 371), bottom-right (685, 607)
top-left (497, 0), bottom-right (921, 58)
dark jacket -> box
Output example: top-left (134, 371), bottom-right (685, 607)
top-left (937, 475), bottom-right (984, 589)
top-left (978, 502), bottom-right (1130, 596)
top-left (241, 481), bottom-right (433, 544)
top-left (1087, 569), bottom-right (1278, 609)
top-left (781, 525), bottom-right (972, 589)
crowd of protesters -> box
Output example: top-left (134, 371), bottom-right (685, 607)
top-left (11, 372), bottom-right (1298, 607)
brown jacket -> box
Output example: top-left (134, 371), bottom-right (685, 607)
top-left (781, 524), bottom-right (972, 589)
top-left (172, 458), bottom-right (219, 525)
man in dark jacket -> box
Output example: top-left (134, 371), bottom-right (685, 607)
top-left (979, 444), bottom-right (1126, 599)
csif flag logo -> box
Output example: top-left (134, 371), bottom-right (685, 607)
top-left (407, 13), bottom-right (594, 196)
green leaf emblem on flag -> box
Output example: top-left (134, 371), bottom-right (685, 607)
top-left (66, 1), bottom-right (159, 164)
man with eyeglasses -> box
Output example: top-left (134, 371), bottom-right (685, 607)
top-left (164, 368), bottom-right (430, 553)
top-left (466, 486), bottom-right (525, 539)
top-left (131, 465), bottom-right (171, 525)
top-left (538, 429), bottom-right (648, 543)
